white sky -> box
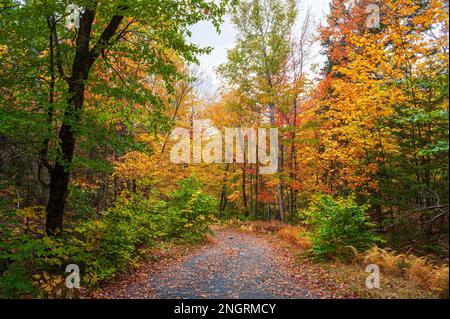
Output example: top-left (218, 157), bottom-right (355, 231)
top-left (188, 0), bottom-right (331, 94)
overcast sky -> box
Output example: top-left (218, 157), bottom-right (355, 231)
top-left (188, 0), bottom-right (331, 94)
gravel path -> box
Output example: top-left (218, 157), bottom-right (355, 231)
top-left (146, 229), bottom-right (314, 299)
top-left (94, 228), bottom-right (356, 299)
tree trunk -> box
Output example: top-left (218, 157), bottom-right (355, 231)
top-left (249, 167), bottom-right (254, 219)
top-left (268, 99), bottom-right (284, 222)
top-left (277, 141), bottom-right (285, 222)
top-left (45, 8), bottom-right (124, 235)
top-left (277, 182), bottom-right (284, 221)
top-left (254, 139), bottom-right (259, 218)
top-left (219, 163), bottom-right (230, 213)
top-left (242, 157), bottom-right (248, 213)
top-left (45, 82), bottom-right (85, 235)
top-left (289, 99), bottom-right (298, 221)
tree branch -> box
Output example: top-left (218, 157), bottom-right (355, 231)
top-left (89, 14), bottom-right (126, 67)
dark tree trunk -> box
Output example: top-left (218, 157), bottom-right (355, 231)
top-left (219, 164), bottom-right (230, 213)
top-left (289, 100), bottom-right (298, 221)
top-left (45, 82), bottom-right (85, 235)
top-left (242, 159), bottom-right (248, 213)
top-left (254, 141), bottom-right (259, 219)
top-left (249, 167), bottom-right (254, 219)
top-left (45, 7), bottom-right (124, 235)
top-left (278, 140), bottom-right (285, 222)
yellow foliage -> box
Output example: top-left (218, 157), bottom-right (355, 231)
top-left (114, 151), bottom-right (154, 180)
top-left (33, 273), bottom-right (65, 296)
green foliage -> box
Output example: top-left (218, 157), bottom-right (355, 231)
top-left (0, 263), bottom-right (37, 298)
top-left (168, 176), bottom-right (216, 241)
top-left (0, 220), bottom-right (71, 298)
top-left (66, 184), bottom-right (97, 219)
top-left (0, 177), bottom-right (215, 296)
top-left (301, 195), bottom-right (382, 259)
top-left (218, 0), bottom-right (297, 93)
top-left (67, 194), bottom-right (168, 284)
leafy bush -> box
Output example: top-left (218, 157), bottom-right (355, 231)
top-left (168, 176), bottom-right (216, 241)
top-left (67, 193), bottom-right (170, 284)
top-left (301, 194), bottom-right (382, 259)
top-left (66, 177), bottom-right (215, 284)
top-left (0, 229), bottom-right (71, 298)
top-left (0, 176), bottom-right (216, 297)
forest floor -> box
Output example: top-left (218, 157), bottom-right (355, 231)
top-left (93, 226), bottom-right (357, 299)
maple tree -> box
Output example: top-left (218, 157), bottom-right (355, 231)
top-left (312, 0), bottom-right (449, 230)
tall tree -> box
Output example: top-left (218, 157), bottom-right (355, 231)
top-left (0, 0), bottom-right (228, 235)
top-left (218, 0), bottom-right (297, 221)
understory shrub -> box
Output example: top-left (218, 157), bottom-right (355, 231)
top-left (167, 176), bottom-right (216, 241)
top-left (301, 194), bottom-right (382, 259)
top-left (0, 176), bottom-right (215, 297)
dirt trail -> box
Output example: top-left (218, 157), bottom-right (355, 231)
top-left (95, 228), bottom-right (352, 299)
top-left (146, 229), bottom-right (314, 299)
